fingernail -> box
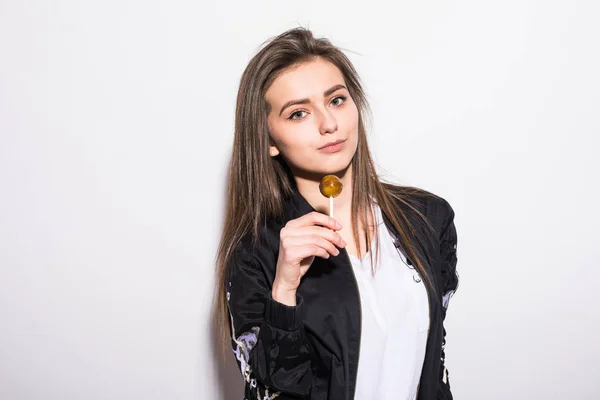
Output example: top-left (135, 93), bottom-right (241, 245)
top-left (341, 240), bottom-right (347, 247)
top-left (336, 221), bottom-right (342, 229)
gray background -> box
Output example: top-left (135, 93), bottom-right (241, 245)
top-left (1, 0), bottom-right (599, 398)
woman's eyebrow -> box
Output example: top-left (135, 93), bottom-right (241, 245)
top-left (278, 84), bottom-right (347, 116)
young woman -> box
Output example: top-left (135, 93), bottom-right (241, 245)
top-left (215, 27), bottom-right (459, 400)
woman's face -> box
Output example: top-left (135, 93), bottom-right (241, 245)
top-left (265, 58), bottom-right (359, 177)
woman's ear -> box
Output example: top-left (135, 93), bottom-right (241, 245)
top-left (267, 129), bottom-right (280, 157)
top-left (269, 144), bottom-right (280, 157)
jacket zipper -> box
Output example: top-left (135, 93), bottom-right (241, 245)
top-left (341, 248), bottom-right (362, 400)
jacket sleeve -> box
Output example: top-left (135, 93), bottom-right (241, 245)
top-left (226, 242), bottom-right (315, 399)
top-left (436, 198), bottom-right (459, 400)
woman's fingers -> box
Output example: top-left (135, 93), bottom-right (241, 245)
top-left (282, 225), bottom-right (346, 249)
top-left (285, 211), bottom-right (342, 231)
top-left (275, 212), bottom-right (347, 291)
top-left (281, 234), bottom-right (341, 258)
top-left (275, 211), bottom-right (347, 289)
top-left (294, 245), bottom-right (330, 261)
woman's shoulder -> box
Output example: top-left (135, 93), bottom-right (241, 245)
top-left (382, 183), bottom-right (455, 236)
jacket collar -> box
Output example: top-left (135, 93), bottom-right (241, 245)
top-left (282, 186), bottom-right (318, 221)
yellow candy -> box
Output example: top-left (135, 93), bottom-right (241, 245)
top-left (319, 175), bottom-right (343, 198)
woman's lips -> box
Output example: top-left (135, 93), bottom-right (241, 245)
top-left (318, 139), bottom-right (346, 153)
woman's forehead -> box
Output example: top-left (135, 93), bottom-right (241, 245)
top-left (266, 59), bottom-right (346, 104)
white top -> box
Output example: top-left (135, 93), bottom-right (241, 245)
top-left (349, 203), bottom-right (430, 400)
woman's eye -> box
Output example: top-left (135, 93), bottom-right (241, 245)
top-left (331, 96), bottom-right (346, 107)
top-left (288, 110), bottom-right (307, 120)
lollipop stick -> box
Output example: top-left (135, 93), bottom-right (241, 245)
top-left (329, 196), bottom-right (334, 218)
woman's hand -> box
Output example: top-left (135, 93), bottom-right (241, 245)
top-left (272, 212), bottom-right (346, 306)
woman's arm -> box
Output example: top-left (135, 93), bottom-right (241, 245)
top-left (226, 243), bottom-right (315, 399)
top-left (227, 212), bottom-right (343, 398)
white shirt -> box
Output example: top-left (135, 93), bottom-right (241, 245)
top-left (348, 203), bottom-right (430, 400)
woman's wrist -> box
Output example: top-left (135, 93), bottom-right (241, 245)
top-left (272, 281), bottom-right (297, 306)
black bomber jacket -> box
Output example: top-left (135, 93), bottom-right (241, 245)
top-left (226, 185), bottom-right (459, 399)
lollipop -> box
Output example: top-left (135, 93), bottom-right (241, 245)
top-left (319, 175), bottom-right (343, 218)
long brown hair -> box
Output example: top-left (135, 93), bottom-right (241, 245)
top-left (215, 27), bottom-right (437, 353)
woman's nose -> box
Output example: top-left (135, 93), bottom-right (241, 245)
top-left (318, 108), bottom-right (338, 135)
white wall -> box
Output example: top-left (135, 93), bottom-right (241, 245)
top-left (1, 0), bottom-right (598, 399)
